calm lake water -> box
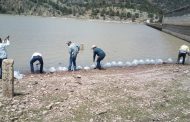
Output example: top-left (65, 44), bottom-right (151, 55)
top-left (0, 14), bottom-right (189, 72)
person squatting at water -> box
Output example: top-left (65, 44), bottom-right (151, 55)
top-left (92, 45), bottom-right (106, 70)
top-left (177, 44), bottom-right (190, 64)
top-left (66, 41), bottom-right (80, 71)
top-left (30, 52), bottom-right (44, 73)
top-left (0, 36), bottom-right (10, 78)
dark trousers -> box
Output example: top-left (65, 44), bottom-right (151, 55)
top-left (177, 52), bottom-right (186, 64)
top-left (0, 58), bottom-right (6, 78)
top-left (30, 56), bottom-right (43, 73)
top-left (68, 55), bottom-right (77, 71)
top-left (96, 55), bottom-right (105, 69)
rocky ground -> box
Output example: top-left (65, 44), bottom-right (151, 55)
top-left (0, 64), bottom-right (190, 122)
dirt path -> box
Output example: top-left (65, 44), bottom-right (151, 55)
top-left (0, 64), bottom-right (190, 122)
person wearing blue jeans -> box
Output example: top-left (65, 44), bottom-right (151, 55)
top-left (92, 45), bottom-right (106, 70)
top-left (69, 54), bottom-right (77, 71)
top-left (30, 52), bottom-right (44, 73)
top-left (66, 41), bottom-right (80, 71)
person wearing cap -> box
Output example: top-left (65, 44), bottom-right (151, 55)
top-left (30, 52), bottom-right (44, 73)
top-left (177, 44), bottom-right (190, 64)
top-left (66, 41), bottom-right (80, 71)
top-left (0, 36), bottom-right (10, 78)
top-left (92, 45), bottom-right (106, 70)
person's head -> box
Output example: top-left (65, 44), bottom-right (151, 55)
top-left (66, 41), bottom-right (72, 46)
top-left (91, 45), bottom-right (97, 49)
top-left (0, 38), bottom-right (2, 43)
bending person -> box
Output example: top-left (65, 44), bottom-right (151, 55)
top-left (0, 36), bottom-right (10, 78)
top-left (66, 41), bottom-right (80, 71)
top-left (30, 52), bottom-right (44, 73)
top-left (92, 45), bottom-right (106, 70)
top-left (177, 44), bottom-right (190, 64)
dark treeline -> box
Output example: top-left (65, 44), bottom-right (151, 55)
top-left (0, 0), bottom-right (189, 20)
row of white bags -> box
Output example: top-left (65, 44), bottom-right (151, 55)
top-left (46, 58), bottom-right (173, 73)
top-left (14, 58), bottom-right (174, 79)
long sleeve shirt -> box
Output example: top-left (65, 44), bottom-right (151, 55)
top-left (93, 47), bottom-right (106, 62)
top-left (179, 45), bottom-right (189, 53)
top-left (0, 39), bottom-right (10, 59)
top-left (68, 43), bottom-right (80, 57)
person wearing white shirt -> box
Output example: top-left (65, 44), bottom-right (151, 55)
top-left (30, 52), bottom-right (44, 73)
top-left (0, 36), bottom-right (10, 78)
top-left (177, 45), bottom-right (190, 64)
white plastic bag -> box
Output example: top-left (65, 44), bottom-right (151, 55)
top-left (117, 61), bottom-right (124, 67)
top-left (125, 62), bottom-right (132, 67)
top-left (90, 64), bottom-right (96, 69)
top-left (145, 59), bottom-right (151, 64)
top-left (104, 62), bottom-right (112, 68)
top-left (131, 59), bottom-right (138, 66)
top-left (150, 59), bottom-right (156, 64)
top-left (14, 71), bottom-right (24, 80)
top-left (111, 61), bottom-right (117, 67)
top-left (49, 67), bottom-right (56, 73)
top-left (57, 67), bottom-right (68, 72)
top-left (167, 58), bottom-right (173, 63)
top-left (155, 59), bottom-right (163, 64)
top-left (77, 66), bottom-right (83, 70)
top-left (84, 66), bottom-right (90, 70)
top-left (138, 59), bottom-right (145, 65)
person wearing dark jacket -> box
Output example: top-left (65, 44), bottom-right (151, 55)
top-left (92, 45), bottom-right (106, 70)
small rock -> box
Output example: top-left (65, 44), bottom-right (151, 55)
top-left (32, 81), bottom-right (38, 85)
top-left (55, 88), bottom-right (59, 91)
top-left (17, 110), bottom-right (23, 116)
top-left (97, 110), bottom-right (108, 115)
top-left (84, 66), bottom-right (90, 70)
top-left (46, 103), bottom-right (54, 110)
top-left (70, 90), bottom-right (74, 92)
top-left (76, 81), bottom-right (82, 85)
top-left (10, 117), bottom-right (18, 121)
top-left (184, 70), bottom-right (189, 74)
top-left (11, 108), bottom-right (17, 112)
top-left (68, 106), bottom-right (72, 110)
top-left (90, 118), bottom-right (93, 122)
top-left (76, 75), bottom-right (81, 78)
top-left (12, 99), bottom-right (19, 104)
top-left (174, 69), bottom-right (179, 72)
top-left (152, 118), bottom-right (160, 121)
top-left (0, 102), bottom-right (3, 108)
top-left (60, 107), bottom-right (64, 112)
top-left (25, 118), bottom-right (29, 121)
top-left (55, 102), bottom-right (60, 105)
top-left (43, 111), bottom-right (48, 115)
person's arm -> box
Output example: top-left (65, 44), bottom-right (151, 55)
top-left (187, 47), bottom-right (190, 56)
top-left (6, 36), bottom-right (9, 40)
top-left (93, 51), bottom-right (96, 62)
top-left (187, 47), bottom-right (190, 52)
top-left (76, 44), bottom-right (80, 52)
top-left (69, 47), bottom-right (73, 57)
top-left (3, 36), bottom-right (10, 46)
